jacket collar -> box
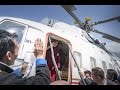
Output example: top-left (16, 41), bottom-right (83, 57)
top-left (0, 62), bottom-right (13, 73)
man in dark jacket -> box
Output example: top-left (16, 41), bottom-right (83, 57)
top-left (0, 30), bottom-right (50, 85)
top-left (107, 69), bottom-right (120, 85)
top-left (79, 70), bottom-right (97, 85)
top-left (92, 67), bottom-right (117, 85)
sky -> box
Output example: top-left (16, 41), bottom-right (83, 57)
top-left (0, 5), bottom-right (120, 53)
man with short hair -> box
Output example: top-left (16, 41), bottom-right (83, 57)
top-left (79, 70), bottom-right (96, 85)
top-left (107, 69), bottom-right (120, 84)
top-left (0, 30), bottom-right (50, 85)
top-left (91, 67), bottom-right (117, 85)
top-left (84, 70), bottom-right (92, 79)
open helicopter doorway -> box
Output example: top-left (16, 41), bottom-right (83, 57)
top-left (45, 34), bottom-right (71, 82)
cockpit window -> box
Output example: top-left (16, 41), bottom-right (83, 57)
top-left (0, 20), bottom-right (26, 43)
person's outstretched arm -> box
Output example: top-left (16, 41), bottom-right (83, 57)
top-left (13, 38), bottom-right (50, 85)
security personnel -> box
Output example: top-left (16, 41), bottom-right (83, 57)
top-left (0, 30), bottom-right (50, 85)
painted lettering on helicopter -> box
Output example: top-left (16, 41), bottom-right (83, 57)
top-left (25, 39), bottom-right (33, 43)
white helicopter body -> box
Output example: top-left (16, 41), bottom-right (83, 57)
top-left (0, 17), bottom-right (120, 84)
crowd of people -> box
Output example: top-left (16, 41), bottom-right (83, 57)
top-left (79, 67), bottom-right (120, 85)
top-left (0, 29), bottom-right (120, 85)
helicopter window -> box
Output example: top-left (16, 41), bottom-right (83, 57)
top-left (73, 51), bottom-right (82, 68)
top-left (90, 57), bottom-right (96, 69)
top-left (102, 61), bottom-right (107, 75)
top-left (0, 20), bottom-right (26, 43)
top-left (109, 63), bottom-right (113, 69)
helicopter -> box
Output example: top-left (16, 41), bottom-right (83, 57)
top-left (0, 5), bottom-right (120, 85)
top-left (61, 5), bottom-right (120, 43)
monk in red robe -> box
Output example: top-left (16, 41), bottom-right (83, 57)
top-left (46, 41), bottom-right (61, 82)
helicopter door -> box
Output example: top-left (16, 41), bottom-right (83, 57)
top-left (47, 36), bottom-right (61, 80)
top-left (45, 34), bottom-right (72, 83)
